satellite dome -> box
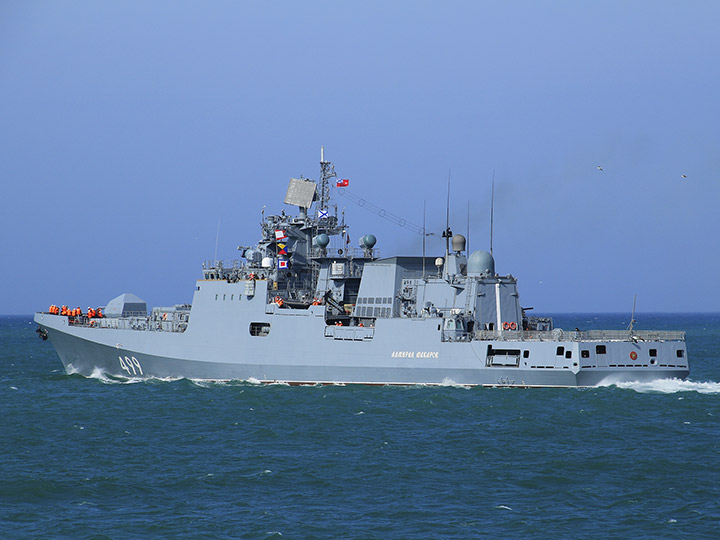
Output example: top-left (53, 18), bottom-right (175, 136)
top-left (314, 233), bottom-right (330, 248)
top-left (359, 234), bottom-right (377, 249)
top-left (467, 250), bottom-right (495, 275)
top-left (451, 234), bottom-right (466, 253)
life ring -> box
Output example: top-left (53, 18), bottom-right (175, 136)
top-left (510, 322), bottom-right (517, 330)
top-left (274, 296), bottom-right (284, 307)
top-left (629, 351), bottom-right (638, 360)
top-left (503, 322), bottom-right (510, 330)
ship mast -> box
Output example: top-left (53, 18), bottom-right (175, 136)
top-left (319, 146), bottom-right (337, 214)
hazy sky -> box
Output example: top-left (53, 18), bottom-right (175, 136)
top-left (2, 1), bottom-right (719, 314)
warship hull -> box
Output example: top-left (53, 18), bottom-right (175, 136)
top-left (35, 150), bottom-right (690, 387)
top-left (35, 307), bottom-right (689, 387)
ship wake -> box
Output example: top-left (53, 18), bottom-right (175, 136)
top-left (612, 378), bottom-right (720, 395)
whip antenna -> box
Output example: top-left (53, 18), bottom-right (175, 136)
top-left (442, 169), bottom-right (452, 259)
top-left (627, 294), bottom-right (637, 333)
top-left (490, 171), bottom-right (495, 256)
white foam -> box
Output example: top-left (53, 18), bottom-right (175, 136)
top-left (495, 505), bottom-right (513, 511)
top-left (82, 366), bottom-right (174, 385)
top-left (440, 377), bottom-right (470, 388)
top-left (614, 378), bottom-right (720, 395)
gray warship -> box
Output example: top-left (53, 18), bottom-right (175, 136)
top-left (35, 150), bottom-right (689, 386)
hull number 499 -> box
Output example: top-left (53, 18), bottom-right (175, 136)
top-left (118, 355), bottom-right (143, 376)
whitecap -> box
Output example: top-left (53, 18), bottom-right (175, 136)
top-left (495, 505), bottom-right (513, 511)
top-left (614, 378), bottom-right (720, 395)
top-left (440, 377), bottom-right (469, 388)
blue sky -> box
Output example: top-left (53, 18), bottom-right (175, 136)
top-left (2, 1), bottom-right (719, 314)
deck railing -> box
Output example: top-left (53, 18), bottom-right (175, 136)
top-left (473, 329), bottom-right (686, 342)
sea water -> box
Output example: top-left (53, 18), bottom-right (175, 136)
top-left (1, 314), bottom-right (719, 539)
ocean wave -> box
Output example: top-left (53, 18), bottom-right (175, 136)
top-left (613, 378), bottom-right (720, 394)
top-left (66, 364), bottom-right (178, 385)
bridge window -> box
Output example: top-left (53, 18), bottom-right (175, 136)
top-left (249, 322), bottom-right (271, 337)
top-left (556, 346), bottom-right (564, 356)
top-left (596, 345), bottom-right (607, 355)
top-left (565, 351), bottom-right (572, 359)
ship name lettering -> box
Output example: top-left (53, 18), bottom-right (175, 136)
top-left (391, 351), bottom-right (439, 359)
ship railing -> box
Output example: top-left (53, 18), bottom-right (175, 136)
top-left (311, 247), bottom-right (379, 260)
top-left (67, 314), bottom-right (188, 333)
top-left (203, 259), bottom-right (244, 270)
top-left (473, 329), bottom-right (686, 342)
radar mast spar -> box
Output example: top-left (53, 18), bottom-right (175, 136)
top-left (319, 146), bottom-right (337, 215)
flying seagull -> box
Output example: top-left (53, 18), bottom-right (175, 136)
top-left (681, 174), bottom-right (687, 178)
top-left (597, 166), bottom-right (603, 171)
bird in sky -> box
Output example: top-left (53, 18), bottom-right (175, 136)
top-left (597, 166), bottom-right (603, 171)
top-left (681, 174), bottom-right (687, 178)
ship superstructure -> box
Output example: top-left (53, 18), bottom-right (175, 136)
top-left (35, 150), bottom-right (689, 386)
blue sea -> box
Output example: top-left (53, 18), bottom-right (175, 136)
top-left (2, 313), bottom-right (719, 539)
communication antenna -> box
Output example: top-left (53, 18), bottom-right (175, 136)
top-left (214, 217), bottom-right (221, 261)
top-left (422, 200), bottom-right (426, 279)
top-left (442, 169), bottom-right (452, 259)
top-left (490, 171), bottom-right (495, 256)
top-left (627, 294), bottom-right (637, 333)
top-left (466, 200), bottom-right (470, 255)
